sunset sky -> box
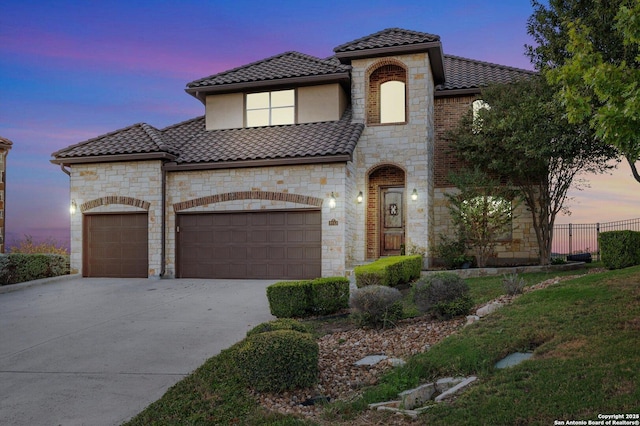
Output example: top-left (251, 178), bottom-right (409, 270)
top-left (0, 0), bottom-right (638, 249)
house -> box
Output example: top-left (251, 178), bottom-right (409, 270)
top-left (0, 136), bottom-right (12, 253)
top-left (50, 28), bottom-right (539, 279)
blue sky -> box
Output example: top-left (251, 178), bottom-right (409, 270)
top-left (0, 0), bottom-right (637, 249)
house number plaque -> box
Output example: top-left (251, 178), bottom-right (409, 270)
top-left (329, 219), bottom-right (338, 226)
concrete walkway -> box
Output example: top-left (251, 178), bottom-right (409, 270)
top-left (0, 276), bottom-right (276, 426)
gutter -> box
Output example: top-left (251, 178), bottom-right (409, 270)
top-left (162, 154), bottom-right (352, 172)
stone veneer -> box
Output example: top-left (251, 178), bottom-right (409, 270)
top-left (69, 161), bottom-right (163, 276)
top-left (349, 53), bottom-right (434, 266)
top-left (165, 163), bottom-right (347, 278)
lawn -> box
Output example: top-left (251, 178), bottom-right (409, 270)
top-left (125, 265), bottom-right (640, 425)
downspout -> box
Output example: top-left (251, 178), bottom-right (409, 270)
top-left (60, 164), bottom-right (71, 176)
top-left (160, 164), bottom-right (167, 277)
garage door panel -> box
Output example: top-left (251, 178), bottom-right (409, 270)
top-left (84, 213), bottom-right (148, 278)
top-left (177, 210), bottom-right (321, 279)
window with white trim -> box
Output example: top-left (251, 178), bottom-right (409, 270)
top-left (246, 89), bottom-right (295, 127)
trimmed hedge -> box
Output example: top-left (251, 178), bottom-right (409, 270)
top-left (0, 253), bottom-right (69, 285)
top-left (246, 318), bottom-right (311, 337)
top-left (234, 329), bottom-right (319, 392)
top-left (266, 277), bottom-right (350, 318)
top-left (599, 230), bottom-right (640, 270)
top-left (354, 255), bottom-right (422, 288)
top-left (413, 272), bottom-right (473, 319)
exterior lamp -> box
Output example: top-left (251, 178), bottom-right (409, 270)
top-left (411, 188), bottom-right (418, 201)
top-left (70, 199), bottom-right (77, 215)
top-left (356, 191), bottom-right (363, 204)
top-left (329, 192), bottom-right (336, 209)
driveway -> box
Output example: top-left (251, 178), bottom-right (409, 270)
top-left (0, 276), bottom-right (276, 426)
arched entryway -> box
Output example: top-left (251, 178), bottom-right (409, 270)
top-left (366, 164), bottom-right (406, 259)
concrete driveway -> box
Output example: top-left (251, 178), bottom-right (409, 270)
top-left (0, 276), bottom-right (276, 426)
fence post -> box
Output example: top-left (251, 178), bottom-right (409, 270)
top-left (596, 222), bottom-right (600, 262)
top-left (568, 223), bottom-right (572, 257)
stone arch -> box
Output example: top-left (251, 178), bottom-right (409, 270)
top-left (81, 196), bottom-right (150, 213)
top-left (366, 164), bottom-right (407, 259)
top-left (173, 190), bottom-right (323, 212)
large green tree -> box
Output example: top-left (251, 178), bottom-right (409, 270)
top-left (528, 0), bottom-right (640, 183)
top-left (447, 77), bottom-right (616, 265)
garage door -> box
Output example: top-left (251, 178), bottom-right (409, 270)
top-left (83, 213), bottom-right (149, 278)
top-left (177, 210), bottom-right (321, 279)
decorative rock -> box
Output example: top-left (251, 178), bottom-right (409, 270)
top-left (465, 315), bottom-right (480, 326)
top-left (476, 301), bottom-right (503, 317)
top-left (388, 357), bottom-right (406, 367)
top-left (355, 354), bottom-right (388, 366)
top-left (398, 383), bottom-right (436, 409)
top-left (434, 376), bottom-right (477, 402)
top-left (435, 376), bottom-right (466, 393)
top-left (495, 352), bottom-right (533, 369)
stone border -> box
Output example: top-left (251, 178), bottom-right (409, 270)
top-left (422, 261), bottom-right (587, 279)
top-left (173, 190), bottom-right (323, 212)
top-left (81, 196), bottom-right (150, 212)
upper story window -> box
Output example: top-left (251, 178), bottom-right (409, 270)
top-left (367, 63), bottom-right (407, 125)
top-left (246, 89), bottom-right (295, 127)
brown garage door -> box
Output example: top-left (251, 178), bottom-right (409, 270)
top-left (177, 210), bottom-right (321, 279)
top-left (83, 213), bottom-right (148, 278)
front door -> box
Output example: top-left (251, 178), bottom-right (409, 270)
top-left (380, 187), bottom-right (405, 256)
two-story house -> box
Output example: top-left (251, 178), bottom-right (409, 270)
top-left (51, 28), bottom-right (539, 279)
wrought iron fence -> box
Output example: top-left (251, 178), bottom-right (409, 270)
top-left (552, 218), bottom-right (640, 261)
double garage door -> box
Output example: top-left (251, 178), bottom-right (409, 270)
top-left (177, 210), bottom-right (321, 279)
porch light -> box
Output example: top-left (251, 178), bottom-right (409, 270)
top-left (70, 199), bottom-right (77, 215)
top-left (411, 188), bottom-right (418, 201)
top-left (329, 192), bottom-right (336, 209)
top-left (356, 191), bottom-right (363, 204)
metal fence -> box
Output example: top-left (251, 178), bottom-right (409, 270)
top-left (552, 218), bottom-right (640, 261)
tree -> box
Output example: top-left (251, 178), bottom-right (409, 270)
top-left (447, 77), bottom-right (616, 265)
top-left (528, 0), bottom-right (640, 183)
top-left (445, 168), bottom-right (519, 268)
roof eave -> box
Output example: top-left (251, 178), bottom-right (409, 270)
top-left (50, 152), bottom-right (177, 166)
top-left (185, 72), bottom-right (351, 103)
top-left (335, 41), bottom-right (445, 85)
top-left (163, 154), bottom-right (352, 172)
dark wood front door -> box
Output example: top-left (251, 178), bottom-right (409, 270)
top-left (380, 187), bottom-right (405, 256)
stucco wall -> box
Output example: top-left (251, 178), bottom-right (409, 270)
top-left (69, 161), bottom-right (163, 276)
top-left (350, 53), bottom-right (434, 264)
top-left (165, 162), bottom-right (348, 277)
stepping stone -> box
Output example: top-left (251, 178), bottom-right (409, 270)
top-left (355, 354), bottom-right (388, 366)
top-left (495, 352), bottom-right (533, 369)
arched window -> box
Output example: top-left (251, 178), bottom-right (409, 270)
top-left (367, 63), bottom-right (407, 124)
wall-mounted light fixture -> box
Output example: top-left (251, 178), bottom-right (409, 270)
top-left (411, 188), bottom-right (418, 201)
top-left (356, 191), bottom-right (363, 204)
top-left (329, 192), bottom-right (336, 209)
top-left (70, 199), bottom-right (78, 215)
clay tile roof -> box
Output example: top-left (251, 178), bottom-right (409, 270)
top-left (333, 27), bottom-right (440, 53)
top-left (438, 54), bottom-right (536, 92)
top-left (52, 122), bottom-right (179, 159)
top-left (186, 51), bottom-right (350, 89)
top-left (171, 107), bottom-right (363, 164)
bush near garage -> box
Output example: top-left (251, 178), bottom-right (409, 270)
top-left (0, 253), bottom-right (69, 285)
top-left (245, 318), bottom-right (311, 337)
top-left (266, 277), bottom-right (350, 318)
top-left (354, 255), bottom-right (422, 288)
top-left (234, 329), bottom-right (319, 392)
top-left (599, 230), bottom-right (640, 270)
top-left (349, 284), bottom-right (404, 328)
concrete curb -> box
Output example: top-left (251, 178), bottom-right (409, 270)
top-left (0, 274), bottom-right (82, 294)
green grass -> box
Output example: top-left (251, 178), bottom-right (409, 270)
top-left (126, 265), bottom-right (640, 425)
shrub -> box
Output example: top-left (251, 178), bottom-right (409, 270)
top-left (413, 272), bottom-right (472, 319)
top-left (502, 273), bottom-right (525, 296)
top-left (599, 230), bottom-right (640, 270)
top-left (309, 277), bottom-right (350, 315)
top-left (246, 318), bottom-right (311, 337)
top-left (266, 281), bottom-right (311, 318)
top-left (9, 235), bottom-right (69, 255)
top-left (434, 234), bottom-right (468, 269)
top-left (354, 255), bottom-right (422, 288)
top-left (349, 285), bottom-right (403, 328)
top-left (0, 253), bottom-right (69, 285)
top-left (234, 330), bottom-right (318, 392)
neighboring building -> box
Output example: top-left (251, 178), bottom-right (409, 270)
top-left (50, 28), bottom-right (539, 279)
top-left (0, 136), bottom-right (12, 253)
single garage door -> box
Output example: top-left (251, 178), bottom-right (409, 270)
top-left (177, 210), bottom-right (321, 279)
top-left (83, 213), bottom-right (149, 278)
